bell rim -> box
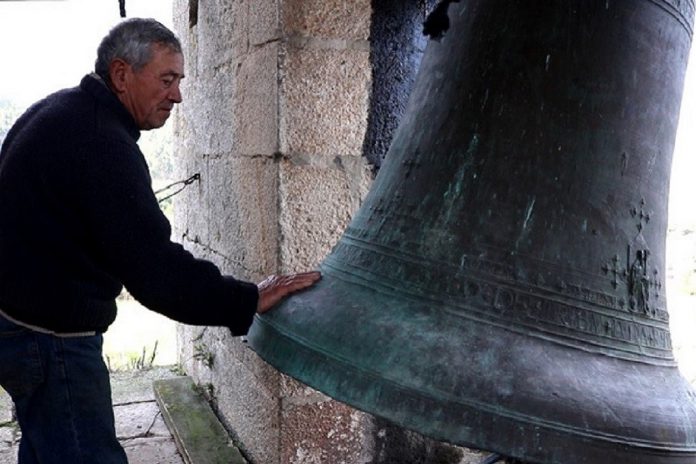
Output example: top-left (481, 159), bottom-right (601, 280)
top-left (248, 271), bottom-right (696, 463)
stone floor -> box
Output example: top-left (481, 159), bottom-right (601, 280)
top-left (0, 366), bottom-right (186, 464)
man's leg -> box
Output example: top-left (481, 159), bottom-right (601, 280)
top-left (0, 315), bottom-right (43, 464)
top-left (0, 315), bottom-right (127, 464)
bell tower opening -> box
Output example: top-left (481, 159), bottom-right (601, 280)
top-left (362, 0), bottom-right (438, 169)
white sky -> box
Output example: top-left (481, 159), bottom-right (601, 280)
top-left (0, 0), bottom-right (173, 106)
top-left (670, 42), bottom-right (696, 227)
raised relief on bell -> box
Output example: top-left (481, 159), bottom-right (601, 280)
top-left (601, 200), bottom-right (666, 319)
top-left (627, 249), bottom-right (650, 314)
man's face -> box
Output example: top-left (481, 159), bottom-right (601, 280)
top-left (115, 43), bottom-right (185, 130)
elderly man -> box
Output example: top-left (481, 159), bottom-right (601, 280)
top-left (0, 18), bottom-right (319, 463)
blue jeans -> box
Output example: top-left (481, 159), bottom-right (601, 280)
top-left (0, 314), bottom-right (127, 464)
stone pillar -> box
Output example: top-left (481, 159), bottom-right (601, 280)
top-left (171, 1), bottom-right (483, 462)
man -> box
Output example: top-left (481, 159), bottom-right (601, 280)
top-left (0, 18), bottom-right (320, 463)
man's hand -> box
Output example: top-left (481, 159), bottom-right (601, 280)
top-left (257, 271), bottom-right (321, 313)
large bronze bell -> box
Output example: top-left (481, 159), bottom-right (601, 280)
top-left (248, 0), bottom-right (696, 462)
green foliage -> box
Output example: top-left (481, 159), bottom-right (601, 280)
top-left (193, 343), bottom-right (215, 368)
top-left (105, 341), bottom-right (160, 372)
top-left (169, 364), bottom-right (187, 376)
top-left (192, 382), bottom-right (216, 402)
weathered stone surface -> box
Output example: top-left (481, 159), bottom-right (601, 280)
top-left (279, 45), bottom-right (370, 158)
top-left (197, 0), bottom-right (248, 69)
top-left (123, 437), bottom-right (184, 464)
top-left (249, 0), bottom-right (281, 46)
top-left (189, 68), bottom-right (239, 155)
top-left (111, 368), bottom-right (186, 405)
top-left (115, 402), bottom-right (170, 440)
top-left (0, 389), bottom-right (12, 424)
top-left (0, 421), bottom-right (20, 459)
top-left (280, 0), bottom-right (370, 39)
top-left (362, 417), bottom-right (485, 464)
top-left (280, 397), bottom-right (367, 464)
top-left (208, 337), bottom-right (282, 464)
top-left (169, 150), bottom-right (208, 248)
top-left (278, 157), bottom-right (371, 272)
top-left (177, 324), bottom-right (282, 464)
top-left (172, 0), bottom-right (189, 32)
top-left (0, 448), bottom-right (17, 464)
top-left (155, 377), bottom-right (246, 464)
top-left (206, 156), bottom-right (279, 281)
top-left (234, 43), bottom-right (280, 157)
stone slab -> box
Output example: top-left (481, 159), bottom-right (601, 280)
top-left (154, 377), bottom-right (247, 464)
top-left (115, 401), bottom-right (172, 440)
top-left (123, 436), bottom-right (185, 464)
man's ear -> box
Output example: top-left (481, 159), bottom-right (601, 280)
top-left (108, 59), bottom-right (130, 93)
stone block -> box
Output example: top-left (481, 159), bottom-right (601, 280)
top-left (278, 157), bottom-right (371, 272)
top-left (280, 0), bottom-right (370, 39)
top-left (171, 153), bottom-right (208, 249)
top-left (279, 371), bottom-right (325, 401)
top-left (154, 377), bottom-right (246, 464)
top-left (175, 5), bottom-right (199, 79)
top-left (0, 448), bottom-right (17, 464)
top-left (363, 416), bottom-right (484, 464)
top-left (234, 43), bottom-right (280, 157)
top-left (172, 0), bottom-right (189, 33)
top-left (249, 0), bottom-right (281, 46)
top-left (206, 155), bottom-right (279, 281)
top-left (177, 324), bottom-right (203, 380)
top-left (215, 331), bottom-right (281, 399)
top-left (110, 368), bottom-right (186, 405)
top-left (176, 50), bottom-right (239, 156)
top-left (115, 402), bottom-right (167, 440)
top-left (197, 0), bottom-right (249, 70)
top-left (280, 45), bottom-right (370, 158)
top-left (209, 337), bottom-right (282, 464)
top-left (0, 388), bottom-right (13, 424)
top-left (123, 437), bottom-right (184, 464)
top-left (0, 422), bottom-right (19, 455)
top-left (280, 395), bottom-right (367, 464)
top-left (193, 68), bottom-right (239, 154)
top-left (177, 326), bottom-right (283, 464)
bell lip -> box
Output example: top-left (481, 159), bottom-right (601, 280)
top-left (249, 314), bottom-right (696, 462)
top-left (247, 271), bottom-right (696, 463)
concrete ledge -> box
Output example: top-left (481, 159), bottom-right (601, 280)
top-left (153, 378), bottom-right (247, 464)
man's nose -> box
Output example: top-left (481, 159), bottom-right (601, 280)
top-left (169, 82), bottom-right (182, 103)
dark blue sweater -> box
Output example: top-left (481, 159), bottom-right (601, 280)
top-left (0, 74), bottom-right (258, 334)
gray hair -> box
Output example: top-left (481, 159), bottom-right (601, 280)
top-left (95, 18), bottom-right (182, 84)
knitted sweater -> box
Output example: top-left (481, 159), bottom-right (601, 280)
top-left (0, 74), bottom-right (258, 334)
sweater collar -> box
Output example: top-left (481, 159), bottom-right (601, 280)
top-left (80, 73), bottom-right (141, 141)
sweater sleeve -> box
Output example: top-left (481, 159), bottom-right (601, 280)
top-left (78, 135), bottom-right (258, 335)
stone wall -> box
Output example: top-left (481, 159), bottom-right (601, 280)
top-left (170, 1), bottom-right (481, 462)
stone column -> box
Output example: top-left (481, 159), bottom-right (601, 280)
top-left (171, 1), bottom-right (372, 462)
